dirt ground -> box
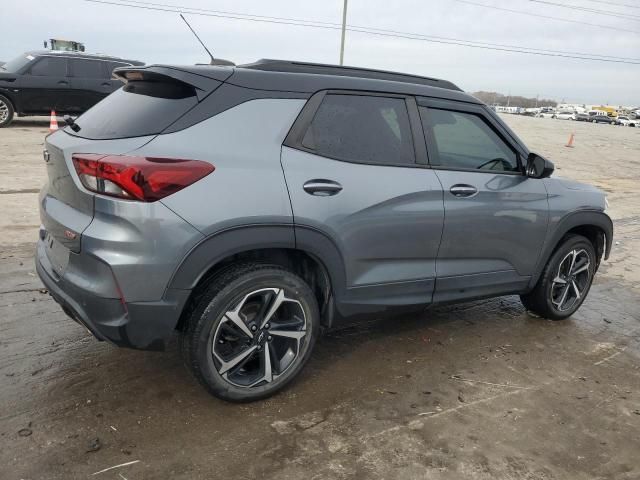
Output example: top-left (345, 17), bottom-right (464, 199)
top-left (0, 115), bottom-right (639, 480)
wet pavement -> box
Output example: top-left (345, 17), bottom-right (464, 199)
top-left (1, 116), bottom-right (639, 479)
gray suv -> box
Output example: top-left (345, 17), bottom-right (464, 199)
top-left (36, 60), bottom-right (613, 402)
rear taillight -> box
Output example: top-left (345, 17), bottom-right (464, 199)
top-left (72, 154), bottom-right (214, 202)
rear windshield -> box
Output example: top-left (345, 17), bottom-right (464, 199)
top-left (69, 80), bottom-right (198, 139)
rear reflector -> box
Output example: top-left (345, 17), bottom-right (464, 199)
top-left (72, 154), bottom-right (214, 202)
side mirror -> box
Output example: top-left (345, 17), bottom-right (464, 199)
top-left (526, 153), bottom-right (554, 179)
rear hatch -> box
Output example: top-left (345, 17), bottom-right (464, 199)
top-left (42, 134), bottom-right (154, 252)
top-left (41, 65), bottom-right (231, 252)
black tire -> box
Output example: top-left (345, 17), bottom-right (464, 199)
top-left (0, 95), bottom-right (15, 128)
top-left (520, 234), bottom-right (596, 320)
top-left (180, 263), bottom-right (320, 402)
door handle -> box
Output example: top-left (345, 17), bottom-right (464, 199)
top-left (57, 80), bottom-right (69, 85)
top-left (101, 82), bottom-right (111, 87)
top-left (303, 179), bottom-right (343, 196)
top-left (450, 184), bottom-right (478, 198)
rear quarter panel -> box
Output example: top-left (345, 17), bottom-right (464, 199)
top-left (137, 98), bottom-right (306, 234)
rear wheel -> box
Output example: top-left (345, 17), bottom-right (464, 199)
top-left (521, 235), bottom-right (596, 320)
top-left (0, 95), bottom-right (14, 127)
top-left (180, 263), bottom-right (320, 402)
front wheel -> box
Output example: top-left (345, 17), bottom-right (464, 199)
top-left (521, 235), bottom-right (596, 320)
top-left (0, 95), bottom-right (15, 128)
top-left (180, 263), bottom-right (320, 402)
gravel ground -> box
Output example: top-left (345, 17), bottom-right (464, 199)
top-left (0, 115), bottom-right (638, 480)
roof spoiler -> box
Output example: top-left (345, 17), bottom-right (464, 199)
top-left (113, 65), bottom-right (233, 101)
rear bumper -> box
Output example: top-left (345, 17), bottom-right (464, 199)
top-left (36, 237), bottom-right (190, 351)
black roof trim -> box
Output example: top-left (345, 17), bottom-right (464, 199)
top-left (239, 59), bottom-right (462, 92)
top-left (25, 50), bottom-right (144, 66)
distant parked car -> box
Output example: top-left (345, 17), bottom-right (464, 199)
top-left (536, 111), bottom-right (555, 118)
top-left (0, 51), bottom-right (143, 127)
top-left (575, 113), bottom-right (591, 122)
top-left (588, 112), bottom-right (616, 125)
top-left (553, 111), bottom-right (576, 120)
top-left (616, 116), bottom-right (637, 127)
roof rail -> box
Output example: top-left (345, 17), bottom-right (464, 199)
top-left (239, 59), bottom-right (462, 91)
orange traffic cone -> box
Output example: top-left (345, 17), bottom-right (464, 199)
top-left (49, 110), bottom-right (58, 132)
top-left (565, 132), bottom-right (574, 148)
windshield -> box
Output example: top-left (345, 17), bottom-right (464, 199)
top-left (1, 54), bottom-right (35, 73)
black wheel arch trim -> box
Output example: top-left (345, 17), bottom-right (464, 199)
top-left (528, 209), bottom-right (613, 289)
top-left (165, 223), bottom-right (347, 301)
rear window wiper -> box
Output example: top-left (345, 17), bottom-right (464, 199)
top-left (64, 115), bottom-right (81, 132)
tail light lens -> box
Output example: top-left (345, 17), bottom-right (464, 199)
top-left (72, 154), bottom-right (214, 202)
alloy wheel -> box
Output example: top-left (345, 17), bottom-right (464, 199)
top-left (211, 288), bottom-right (307, 388)
top-left (550, 249), bottom-right (591, 312)
top-left (0, 100), bottom-right (8, 123)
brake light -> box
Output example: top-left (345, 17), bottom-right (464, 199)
top-left (72, 154), bottom-right (214, 202)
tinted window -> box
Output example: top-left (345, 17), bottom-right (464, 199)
top-left (302, 94), bottom-right (415, 165)
top-left (29, 57), bottom-right (67, 76)
top-left (71, 59), bottom-right (105, 78)
top-left (71, 80), bottom-right (198, 139)
top-left (421, 108), bottom-right (519, 172)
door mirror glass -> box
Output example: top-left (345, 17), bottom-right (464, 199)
top-left (526, 153), bottom-right (554, 178)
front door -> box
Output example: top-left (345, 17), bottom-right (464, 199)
top-left (18, 56), bottom-right (72, 113)
top-left (418, 99), bottom-right (549, 302)
top-left (281, 91), bottom-right (444, 314)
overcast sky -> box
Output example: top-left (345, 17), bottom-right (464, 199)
top-left (2, 0), bottom-right (639, 105)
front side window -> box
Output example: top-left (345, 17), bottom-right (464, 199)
top-left (71, 59), bottom-right (105, 78)
top-left (301, 94), bottom-right (415, 166)
top-left (421, 108), bottom-right (519, 172)
top-left (29, 57), bottom-right (68, 77)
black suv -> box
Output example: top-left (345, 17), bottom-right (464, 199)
top-left (0, 51), bottom-right (143, 127)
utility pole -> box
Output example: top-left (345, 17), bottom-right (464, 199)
top-left (339, 0), bottom-right (348, 65)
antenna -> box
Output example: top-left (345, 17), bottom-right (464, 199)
top-left (180, 13), bottom-right (215, 65)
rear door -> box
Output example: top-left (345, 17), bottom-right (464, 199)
top-left (68, 58), bottom-right (111, 112)
top-left (18, 55), bottom-right (72, 113)
top-left (418, 98), bottom-right (549, 302)
top-left (281, 91), bottom-right (444, 310)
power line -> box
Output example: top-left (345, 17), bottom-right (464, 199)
top-left (78, 0), bottom-right (640, 64)
top-left (580, 0), bottom-right (640, 10)
top-left (522, 0), bottom-right (640, 21)
top-left (452, 0), bottom-right (639, 33)
top-left (103, 0), bottom-right (640, 60)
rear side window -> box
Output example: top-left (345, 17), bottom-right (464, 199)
top-left (301, 94), bottom-right (415, 166)
top-left (70, 80), bottom-right (198, 139)
top-left (71, 59), bottom-right (105, 78)
top-left (29, 57), bottom-right (67, 76)
top-left (421, 108), bottom-right (519, 172)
